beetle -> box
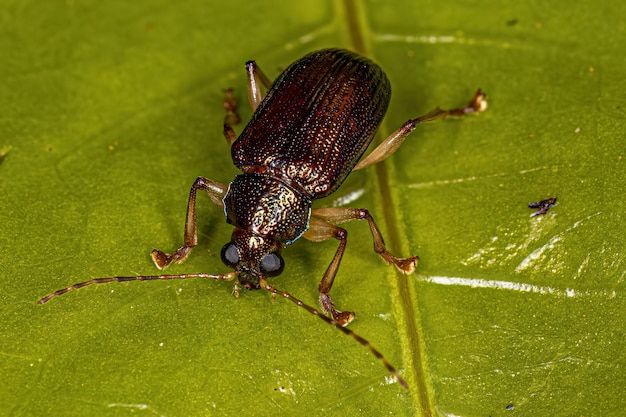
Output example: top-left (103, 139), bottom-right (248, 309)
top-left (39, 48), bottom-right (486, 388)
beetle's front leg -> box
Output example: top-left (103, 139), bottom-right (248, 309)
top-left (151, 177), bottom-right (228, 270)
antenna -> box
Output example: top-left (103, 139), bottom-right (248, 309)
top-left (258, 277), bottom-right (408, 389)
top-left (37, 272), bottom-right (237, 304)
top-left (38, 273), bottom-right (408, 388)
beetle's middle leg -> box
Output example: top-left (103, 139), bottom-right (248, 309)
top-left (151, 177), bottom-right (228, 270)
top-left (303, 207), bottom-right (418, 326)
top-left (354, 89), bottom-right (487, 170)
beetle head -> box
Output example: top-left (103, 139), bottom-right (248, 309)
top-left (220, 228), bottom-right (284, 289)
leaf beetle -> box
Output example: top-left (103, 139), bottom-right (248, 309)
top-left (39, 48), bottom-right (486, 388)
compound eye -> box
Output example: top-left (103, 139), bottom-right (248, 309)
top-left (220, 242), bottom-right (240, 268)
top-left (260, 252), bottom-right (284, 277)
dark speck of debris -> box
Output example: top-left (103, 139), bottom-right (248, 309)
top-left (528, 196), bottom-right (557, 216)
top-left (506, 19), bottom-right (519, 26)
top-left (506, 403), bottom-right (515, 410)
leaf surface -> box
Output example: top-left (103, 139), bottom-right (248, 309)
top-left (1, 1), bottom-right (624, 416)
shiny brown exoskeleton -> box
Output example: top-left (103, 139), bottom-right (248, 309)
top-left (39, 49), bottom-right (486, 388)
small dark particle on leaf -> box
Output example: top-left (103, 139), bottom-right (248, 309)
top-left (505, 403), bottom-right (515, 410)
top-left (506, 19), bottom-right (519, 26)
top-left (528, 196), bottom-right (557, 216)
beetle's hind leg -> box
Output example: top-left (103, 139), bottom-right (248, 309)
top-left (303, 208), bottom-right (418, 326)
top-left (151, 177), bottom-right (228, 270)
top-left (354, 89), bottom-right (487, 170)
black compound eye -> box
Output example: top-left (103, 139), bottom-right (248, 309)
top-left (220, 242), bottom-right (240, 268)
top-left (260, 252), bottom-right (284, 277)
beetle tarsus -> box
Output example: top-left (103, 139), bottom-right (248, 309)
top-left (468, 88), bottom-right (488, 113)
top-left (151, 247), bottom-right (192, 270)
top-left (445, 88), bottom-right (488, 116)
top-left (382, 253), bottom-right (419, 274)
top-left (320, 292), bottom-right (355, 327)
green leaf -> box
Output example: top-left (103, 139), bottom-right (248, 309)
top-left (1, 1), bottom-right (624, 416)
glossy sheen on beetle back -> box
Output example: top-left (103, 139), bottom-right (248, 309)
top-left (231, 49), bottom-right (391, 199)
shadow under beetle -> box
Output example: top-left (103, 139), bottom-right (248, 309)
top-left (39, 48), bottom-right (487, 388)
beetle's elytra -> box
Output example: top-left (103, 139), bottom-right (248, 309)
top-left (39, 49), bottom-right (487, 388)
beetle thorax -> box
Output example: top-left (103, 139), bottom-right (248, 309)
top-left (223, 173), bottom-right (311, 244)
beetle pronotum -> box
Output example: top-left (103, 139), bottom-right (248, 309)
top-left (40, 49), bottom-right (486, 388)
